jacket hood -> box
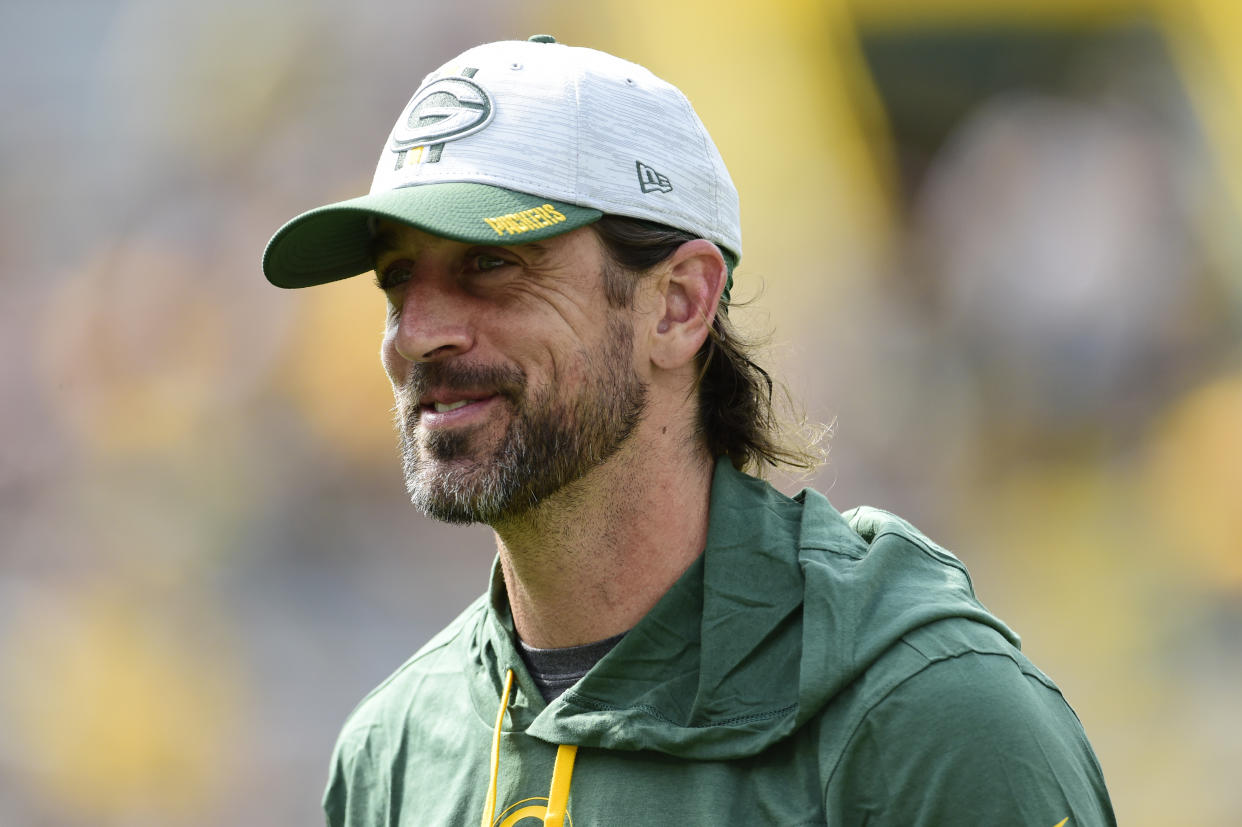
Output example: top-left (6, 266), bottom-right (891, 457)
top-left (465, 459), bottom-right (1018, 761)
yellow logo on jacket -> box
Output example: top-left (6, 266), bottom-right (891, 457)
top-left (493, 797), bottom-right (573, 826)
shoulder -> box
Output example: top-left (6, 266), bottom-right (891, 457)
top-left (331, 594), bottom-right (488, 759)
top-left (823, 619), bottom-right (1115, 826)
top-left (324, 595), bottom-right (490, 825)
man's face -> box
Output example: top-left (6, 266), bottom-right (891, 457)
top-left (373, 221), bottom-right (648, 525)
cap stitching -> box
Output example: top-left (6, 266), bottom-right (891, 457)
top-left (675, 88), bottom-right (718, 231)
top-left (572, 55), bottom-right (584, 208)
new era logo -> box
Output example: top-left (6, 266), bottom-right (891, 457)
top-left (636, 161), bottom-right (673, 194)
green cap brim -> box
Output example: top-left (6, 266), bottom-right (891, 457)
top-left (262, 183), bottom-right (603, 289)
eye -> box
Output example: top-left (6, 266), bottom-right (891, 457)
top-left (470, 253), bottom-right (510, 273)
top-left (375, 261), bottom-right (413, 291)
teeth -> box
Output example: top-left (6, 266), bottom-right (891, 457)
top-left (433, 400), bottom-right (471, 413)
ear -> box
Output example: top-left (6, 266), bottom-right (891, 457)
top-left (649, 240), bottom-right (727, 371)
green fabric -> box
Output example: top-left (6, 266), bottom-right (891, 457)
top-left (262, 183), bottom-right (603, 289)
top-left (263, 182), bottom-right (737, 304)
top-left (324, 459), bottom-right (1115, 826)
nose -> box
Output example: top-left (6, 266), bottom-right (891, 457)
top-left (388, 276), bottom-right (475, 364)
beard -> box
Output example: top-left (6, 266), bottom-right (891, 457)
top-left (395, 315), bottom-right (648, 525)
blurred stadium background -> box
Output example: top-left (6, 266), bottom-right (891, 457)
top-left (3, 0), bottom-right (1240, 824)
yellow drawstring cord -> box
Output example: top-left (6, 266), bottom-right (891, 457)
top-left (480, 668), bottom-right (580, 827)
top-left (481, 668), bottom-right (515, 827)
top-left (543, 744), bottom-right (578, 827)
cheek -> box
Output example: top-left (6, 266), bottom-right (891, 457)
top-left (380, 326), bottom-right (404, 385)
top-left (529, 339), bottom-right (592, 394)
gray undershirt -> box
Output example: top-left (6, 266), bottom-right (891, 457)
top-left (517, 631), bottom-right (627, 703)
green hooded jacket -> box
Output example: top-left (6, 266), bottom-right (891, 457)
top-left (324, 460), bottom-right (1115, 825)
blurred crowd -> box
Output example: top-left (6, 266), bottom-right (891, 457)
top-left (2, 1), bottom-right (1239, 825)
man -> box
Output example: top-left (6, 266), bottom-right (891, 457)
top-left (263, 36), bottom-right (1115, 826)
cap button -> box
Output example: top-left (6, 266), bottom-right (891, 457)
top-left (527, 34), bottom-right (557, 43)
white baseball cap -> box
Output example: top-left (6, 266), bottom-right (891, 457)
top-left (262, 35), bottom-right (741, 290)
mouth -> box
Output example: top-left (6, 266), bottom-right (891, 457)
top-left (419, 387), bottom-right (497, 411)
top-left (415, 390), bottom-right (503, 429)
top-left (403, 362), bottom-right (526, 431)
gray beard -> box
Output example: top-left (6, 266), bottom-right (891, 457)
top-left (396, 316), bottom-right (647, 525)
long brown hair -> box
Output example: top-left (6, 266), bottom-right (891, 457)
top-left (591, 215), bottom-right (824, 474)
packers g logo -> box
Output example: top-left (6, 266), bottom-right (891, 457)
top-left (492, 797), bottom-right (573, 827)
top-left (390, 76), bottom-right (494, 151)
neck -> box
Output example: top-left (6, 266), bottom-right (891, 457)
top-left (492, 417), bottom-right (715, 649)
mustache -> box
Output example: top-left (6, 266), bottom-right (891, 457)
top-left (398, 360), bottom-right (526, 407)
